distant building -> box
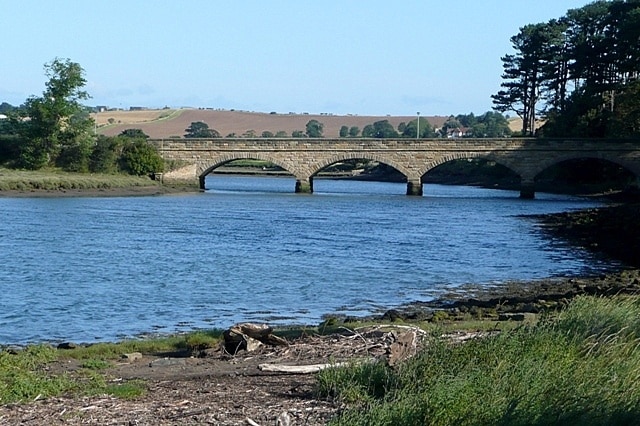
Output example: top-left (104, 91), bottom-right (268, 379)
top-left (447, 127), bottom-right (472, 138)
top-left (129, 106), bottom-right (147, 111)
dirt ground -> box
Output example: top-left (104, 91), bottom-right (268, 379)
top-left (1, 326), bottom-right (423, 425)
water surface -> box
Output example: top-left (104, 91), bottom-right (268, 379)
top-left (0, 176), bottom-right (616, 344)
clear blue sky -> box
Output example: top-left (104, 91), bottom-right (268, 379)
top-left (2, 1), bottom-right (593, 116)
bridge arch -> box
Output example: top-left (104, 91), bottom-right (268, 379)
top-left (309, 152), bottom-right (416, 195)
top-left (420, 151), bottom-right (532, 197)
top-left (421, 152), bottom-right (525, 179)
top-left (197, 153), bottom-right (297, 190)
top-left (530, 153), bottom-right (640, 182)
top-left (531, 154), bottom-right (640, 194)
top-left (310, 153), bottom-right (412, 179)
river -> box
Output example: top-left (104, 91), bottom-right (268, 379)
top-left (0, 176), bottom-right (618, 344)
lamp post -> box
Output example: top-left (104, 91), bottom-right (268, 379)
top-left (416, 112), bottom-right (420, 139)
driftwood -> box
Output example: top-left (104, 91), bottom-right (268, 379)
top-left (224, 323), bottom-right (288, 354)
top-left (388, 330), bottom-right (417, 366)
top-left (258, 362), bottom-right (349, 374)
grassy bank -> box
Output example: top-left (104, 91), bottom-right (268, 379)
top-left (0, 331), bottom-right (222, 404)
top-left (0, 168), bottom-right (161, 192)
top-left (320, 295), bottom-right (640, 425)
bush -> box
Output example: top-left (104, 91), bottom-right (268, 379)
top-left (90, 136), bottom-right (121, 173)
top-left (119, 139), bottom-right (164, 176)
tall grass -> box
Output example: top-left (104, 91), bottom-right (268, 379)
top-left (319, 295), bottom-right (640, 426)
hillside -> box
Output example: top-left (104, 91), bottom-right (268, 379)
top-left (93, 109), bottom-right (449, 139)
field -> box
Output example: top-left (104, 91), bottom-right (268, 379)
top-left (93, 108), bottom-right (450, 139)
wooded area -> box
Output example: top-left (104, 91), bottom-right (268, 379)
top-left (492, 0), bottom-right (640, 137)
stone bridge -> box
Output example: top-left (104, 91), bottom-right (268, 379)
top-left (149, 138), bottom-right (640, 198)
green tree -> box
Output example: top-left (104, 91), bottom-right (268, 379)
top-left (55, 132), bottom-right (93, 172)
top-left (292, 130), bottom-right (305, 137)
top-left (119, 128), bottom-right (149, 139)
top-left (184, 121), bottom-right (220, 138)
top-left (119, 139), bottom-right (164, 176)
top-left (610, 79), bottom-right (640, 137)
top-left (402, 117), bottom-right (434, 138)
top-left (371, 120), bottom-right (399, 138)
top-left (89, 135), bottom-right (121, 173)
top-left (0, 102), bottom-right (15, 114)
top-left (305, 119), bottom-right (324, 137)
top-left (275, 130), bottom-right (288, 137)
top-left (496, 1), bottom-right (640, 138)
top-left (349, 126), bottom-right (360, 137)
top-left (261, 130), bottom-right (274, 138)
top-left (492, 23), bottom-right (548, 135)
top-left (17, 58), bottom-right (93, 169)
top-left (362, 124), bottom-right (375, 137)
top-left (339, 125), bottom-right (349, 137)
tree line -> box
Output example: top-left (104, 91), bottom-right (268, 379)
top-left (492, 0), bottom-right (640, 137)
top-left (188, 112), bottom-right (511, 140)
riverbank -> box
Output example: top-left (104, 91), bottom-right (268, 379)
top-left (0, 168), bottom-right (200, 198)
top-left (0, 184), bottom-right (199, 198)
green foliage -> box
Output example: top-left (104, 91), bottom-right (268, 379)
top-left (439, 112), bottom-right (511, 138)
top-left (184, 121), bottom-right (220, 138)
top-left (81, 359), bottom-right (111, 370)
top-left (339, 125), bottom-right (349, 137)
top-left (56, 132), bottom-right (93, 172)
top-left (184, 331), bottom-right (219, 352)
top-left (16, 58), bottom-right (94, 169)
top-left (362, 124), bottom-right (374, 137)
top-left (0, 135), bottom-right (21, 165)
top-left (89, 135), bottom-right (121, 173)
top-left (316, 360), bottom-right (395, 404)
top-left (119, 139), bottom-right (164, 176)
top-left (292, 130), bottom-right (305, 137)
top-left (0, 345), bottom-right (76, 403)
top-left (368, 120), bottom-right (399, 138)
top-left (349, 126), bottom-right (360, 137)
top-left (261, 130), bottom-right (274, 138)
top-left (119, 128), bottom-right (149, 139)
top-left (102, 380), bottom-right (146, 399)
top-left (402, 117), bottom-right (434, 138)
top-left (0, 101), bottom-right (16, 114)
top-left (323, 295), bottom-right (640, 426)
top-left (495, 1), bottom-right (640, 137)
top-left (305, 119), bottom-right (324, 137)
